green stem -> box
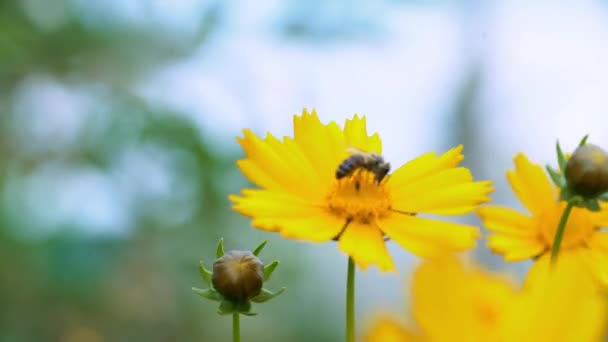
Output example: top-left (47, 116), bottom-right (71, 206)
top-left (233, 313), bottom-right (240, 342)
top-left (346, 257), bottom-right (355, 342)
top-left (551, 201), bottom-right (574, 263)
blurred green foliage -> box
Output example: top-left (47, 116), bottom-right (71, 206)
top-left (0, 1), bottom-right (341, 341)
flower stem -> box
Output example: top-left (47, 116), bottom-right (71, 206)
top-left (346, 257), bottom-right (355, 342)
top-left (233, 313), bottom-right (240, 342)
top-left (551, 201), bottom-right (574, 263)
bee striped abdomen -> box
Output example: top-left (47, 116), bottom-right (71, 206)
top-left (336, 154), bottom-right (365, 179)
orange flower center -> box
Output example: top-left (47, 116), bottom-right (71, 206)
top-left (538, 203), bottom-right (594, 249)
top-left (325, 171), bottom-right (391, 224)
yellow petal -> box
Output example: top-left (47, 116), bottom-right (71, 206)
top-left (477, 206), bottom-right (537, 237)
top-left (506, 153), bottom-right (556, 217)
top-left (237, 129), bottom-right (322, 199)
top-left (343, 114), bottom-right (382, 153)
top-left (390, 166), bottom-right (493, 215)
top-left (506, 251), bottom-right (606, 342)
top-left (587, 232), bottom-right (608, 252)
top-left (589, 203), bottom-right (608, 227)
top-left (275, 212), bottom-right (347, 242)
top-left (412, 257), bottom-right (512, 341)
top-left (230, 190), bottom-right (344, 241)
top-left (388, 145), bottom-right (464, 190)
top-left (338, 221), bottom-right (395, 271)
top-left (293, 109), bottom-right (345, 187)
top-left (378, 214), bottom-right (479, 258)
top-left (365, 316), bottom-right (419, 342)
top-left (486, 234), bottom-right (545, 261)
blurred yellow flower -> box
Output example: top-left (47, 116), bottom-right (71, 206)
top-left (477, 153), bottom-right (608, 283)
top-left (230, 109), bottom-right (493, 271)
top-left (505, 255), bottom-right (607, 342)
top-left (366, 256), bottom-right (607, 342)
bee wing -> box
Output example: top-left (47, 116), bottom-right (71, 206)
top-left (345, 146), bottom-right (365, 155)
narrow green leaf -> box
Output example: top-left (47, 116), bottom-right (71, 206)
top-left (253, 240), bottom-right (268, 256)
top-left (263, 261), bottom-right (280, 281)
top-left (545, 165), bottom-right (565, 188)
top-left (251, 287), bottom-right (286, 303)
top-left (556, 141), bottom-right (567, 171)
top-left (241, 311), bottom-right (258, 316)
top-left (216, 238), bottom-right (225, 258)
top-left (199, 261), bottom-right (213, 286)
top-left (579, 134), bottom-right (589, 147)
top-left (192, 287), bottom-right (222, 301)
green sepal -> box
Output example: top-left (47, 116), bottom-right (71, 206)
top-left (599, 192), bottom-right (608, 201)
top-left (584, 198), bottom-right (601, 212)
top-left (579, 134), bottom-right (589, 147)
top-left (218, 300), bottom-right (234, 315)
top-left (569, 195), bottom-right (585, 207)
top-left (253, 240), bottom-right (268, 256)
top-left (556, 141), bottom-right (567, 172)
top-left (193, 287), bottom-right (222, 301)
top-left (546, 165), bottom-right (565, 188)
top-left (263, 261), bottom-right (280, 281)
top-left (559, 187), bottom-right (574, 202)
top-left (251, 287), bottom-right (286, 303)
top-left (216, 238), bottom-right (225, 258)
top-left (218, 300), bottom-right (255, 315)
top-left (198, 261), bottom-right (213, 287)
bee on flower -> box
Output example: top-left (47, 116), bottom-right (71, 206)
top-left (230, 109), bottom-right (493, 271)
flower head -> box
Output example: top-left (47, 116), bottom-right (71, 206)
top-left (193, 239), bottom-right (285, 316)
top-left (365, 256), bottom-right (606, 342)
top-left (212, 250), bottom-right (264, 302)
top-left (230, 109), bottom-right (493, 271)
top-left (565, 143), bottom-right (608, 198)
top-left (477, 154), bottom-right (608, 283)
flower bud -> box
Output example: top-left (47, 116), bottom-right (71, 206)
top-left (212, 250), bottom-right (264, 302)
top-left (565, 144), bottom-right (608, 198)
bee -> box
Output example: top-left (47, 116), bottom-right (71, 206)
top-left (335, 148), bottom-right (391, 185)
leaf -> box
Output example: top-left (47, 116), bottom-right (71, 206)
top-left (216, 238), bottom-right (225, 258)
top-left (199, 261), bottom-right (213, 286)
top-left (599, 192), bottom-right (608, 201)
top-left (251, 287), bottom-right (286, 303)
top-left (253, 240), bottom-right (268, 256)
top-left (263, 261), bottom-right (280, 281)
top-left (579, 134), bottom-right (589, 147)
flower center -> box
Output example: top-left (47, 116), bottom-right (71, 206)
top-left (326, 170), bottom-right (391, 224)
top-left (538, 203), bottom-right (594, 249)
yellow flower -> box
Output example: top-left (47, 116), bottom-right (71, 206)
top-left (365, 256), bottom-right (607, 342)
top-left (504, 255), bottom-right (607, 342)
top-left (230, 109), bottom-right (493, 271)
top-left (365, 256), bottom-right (515, 341)
top-left (477, 153), bottom-right (608, 283)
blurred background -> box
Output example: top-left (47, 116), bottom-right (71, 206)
top-left (3, 0), bottom-right (608, 341)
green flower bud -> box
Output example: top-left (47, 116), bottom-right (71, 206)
top-left (565, 144), bottom-right (608, 198)
top-left (212, 250), bottom-right (264, 302)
